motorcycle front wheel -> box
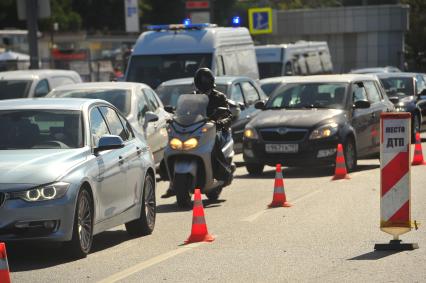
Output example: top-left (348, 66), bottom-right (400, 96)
top-left (174, 174), bottom-right (193, 209)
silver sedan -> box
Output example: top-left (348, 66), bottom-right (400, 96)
top-left (0, 98), bottom-right (156, 258)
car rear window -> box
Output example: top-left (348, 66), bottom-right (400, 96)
top-left (0, 80), bottom-right (32, 99)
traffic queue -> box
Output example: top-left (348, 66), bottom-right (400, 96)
top-left (0, 22), bottom-right (425, 258)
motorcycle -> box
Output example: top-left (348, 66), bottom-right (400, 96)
top-left (164, 94), bottom-right (235, 208)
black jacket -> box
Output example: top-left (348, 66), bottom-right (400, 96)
top-left (205, 90), bottom-right (232, 130)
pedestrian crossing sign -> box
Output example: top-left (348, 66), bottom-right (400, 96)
top-left (248, 7), bottom-right (273, 35)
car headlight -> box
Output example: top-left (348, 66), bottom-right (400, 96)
top-left (183, 138), bottom-right (198, 150)
top-left (309, 123), bottom-right (338, 140)
top-left (169, 138), bottom-right (183, 150)
top-left (10, 182), bottom-right (70, 202)
top-left (244, 127), bottom-right (259, 139)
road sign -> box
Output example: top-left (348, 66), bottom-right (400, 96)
top-left (248, 7), bottom-right (273, 35)
top-left (125, 0), bottom-right (140, 33)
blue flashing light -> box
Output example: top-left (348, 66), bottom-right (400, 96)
top-left (183, 18), bottom-right (192, 26)
top-left (147, 23), bottom-right (215, 31)
top-left (232, 16), bottom-right (241, 27)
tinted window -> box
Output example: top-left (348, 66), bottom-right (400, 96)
top-left (136, 90), bottom-right (150, 121)
top-left (352, 83), bottom-right (368, 102)
top-left (364, 81), bottom-right (382, 103)
top-left (260, 82), bottom-right (280, 96)
top-left (119, 114), bottom-right (135, 140)
top-left (144, 88), bottom-right (160, 111)
top-left (0, 110), bottom-right (82, 149)
top-left (34, 79), bottom-right (50, 97)
top-left (268, 83), bottom-right (348, 109)
top-left (0, 80), bottom-right (31, 99)
top-left (379, 77), bottom-right (414, 96)
top-left (49, 89), bottom-right (131, 115)
top-left (230, 83), bottom-right (244, 104)
top-left (90, 108), bottom-right (110, 146)
top-left (126, 54), bottom-right (212, 88)
top-left (258, 63), bottom-right (282, 79)
top-left (241, 82), bottom-right (260, 104)
top-left (99, 107), bottom-right (127, 141)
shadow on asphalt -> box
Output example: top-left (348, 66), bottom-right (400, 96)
top-left (7, 229), bottom-right (134, 271)
top-left (348, 250), bottom-right (402, 260)
top-left (157, 199), bottom-right (226, 214)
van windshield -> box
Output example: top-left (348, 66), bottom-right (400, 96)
top-left (258, 63), bottom-right (282, 79)
top-left (126, 54), bottom-right (212, 89)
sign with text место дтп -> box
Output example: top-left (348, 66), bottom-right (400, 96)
top-left (248, 7), bottom-right (272, 35)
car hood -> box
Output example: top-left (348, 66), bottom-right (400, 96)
top-left (0, 148), bottom-right (89, 189)
top-left (249, 108), bottom-right (345, 129)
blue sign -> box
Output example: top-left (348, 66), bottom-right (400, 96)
top-left (248, 7), bottom-right (273, 35)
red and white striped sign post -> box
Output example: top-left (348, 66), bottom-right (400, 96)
top-left (375, 112), bottom-right (418, 250)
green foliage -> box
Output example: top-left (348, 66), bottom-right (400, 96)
top-left (40, 0), bottom-right (82, 31)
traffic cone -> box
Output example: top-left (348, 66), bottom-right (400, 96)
top-left (268, 164), bottom-right (292, 208)
top-left (332, 143), bottom-right (350, 180)
top-left (0, 243), bottom-right (10, 283)
top-left (185, 188), bottom-right (215, 244)
top-left (412, 132), bottom-right (426, 166)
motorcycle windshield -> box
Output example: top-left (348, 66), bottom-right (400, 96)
top-left (175, 94), bottom-right (208, 126)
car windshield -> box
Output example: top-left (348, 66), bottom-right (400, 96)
top-left (258, 62), bottom-right (282, 79)
top-left (379, 77), bottom-right (414, 96)
top-left (0, 110), bottom-right (83, 149)
top-left (126, 54), bottom-right (212, 89)
top-left (260, 82), bottom-right (281, 96)
top-left (0, 80), bottom-right (32, 99)
top-left (156, 83), bottom-right (227, 107)
top-left (267, 83), bottom-right (348, 110)
top-left (174, 94), bottom-right (208, 126)
top-left (49, 89), bottom-right (131, 115)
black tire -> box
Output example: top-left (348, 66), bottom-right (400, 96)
top-left (174, 174), bottom-right (193, 209)
top-left (64, 188), bottom-right (94, 259)
top-left (125, 174), bottom-right (156, 236)
top-left (206, 187), bottom-right (222, 201)
top-left (344, 137), bottom-right (357, 172)
top-left (246, 163), bottom-right (264, 175)
top-left (412, 114), bottom-right (421, 143)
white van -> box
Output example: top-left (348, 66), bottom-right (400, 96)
top-left (255, 41), bottom-right (333, 79)
top-left (125, 23), bottom-right (259, 88)
top-left (0, 69), bottom-right (82, 99)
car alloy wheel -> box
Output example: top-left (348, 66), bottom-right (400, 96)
top-left (78, 190), bottom-right (93, 253)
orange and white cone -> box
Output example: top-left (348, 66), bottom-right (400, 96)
top-left (268, 164), bottom-right (292, 208)
top-left (412, 132), bottom-right (426, 166)
top-left (332, 143), bottom-right (350, 180)
top-left (185, 188), bottom-right (215, 244)
top-left (0, 243), bottom-right (10, 283)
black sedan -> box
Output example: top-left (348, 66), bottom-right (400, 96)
top-left (376, 72), bottom-right (426, 141)
top-left (243, 75), bottom-right (394, 175)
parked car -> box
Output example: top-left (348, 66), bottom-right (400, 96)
top-left (0, 69), bottom-right (81, 99)
top-left (243, 74), bottom-right (394, 175)
top-left (156, 76), bottom-right (267, 153)
top-left (47, 82), bottom-right (169, 176)
top-left (375, 72), bottom-right (426, 140)
top-left (260, 76), bottom-right (304, 96)
top-left (349, 66), bottom-right (401, 74)
top-left (0, 98), bottom-right (156, 258)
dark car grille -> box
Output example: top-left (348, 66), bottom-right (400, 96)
top-left (259, 128), bottom-right (308, 142)
top-left (0, 193), bottom-right (5, 207)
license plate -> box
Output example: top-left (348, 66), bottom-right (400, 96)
top-left (265, 144), bottom-right (298, 153)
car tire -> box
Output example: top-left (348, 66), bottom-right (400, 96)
top-left (206, 187), bottom-right (222, 201)
top-left (344, 137), bottom-right (357, 172)
top-left (174, 174), bottom-right (193, 209)
top-left (64, 187), bottom-right (94, 259)
top-left (412, 114), bottom-right (421, 143)
top-left (125, 174), bottom-right (156, 237)
top-left (246, 163), bottom-right (264, 175)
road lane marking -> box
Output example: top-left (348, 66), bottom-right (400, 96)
top-left (97, 242), bottom-right (203, 283)
top-left (241, 189), bottom-right (323, 222)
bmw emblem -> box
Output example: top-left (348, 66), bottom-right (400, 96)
top-left (277, 128), bottom-right (288, 135)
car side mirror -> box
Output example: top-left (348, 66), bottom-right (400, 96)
top-left (353, 100), bottom-right (371, 109)
top-left (238, 102), bottom-right (246, 110)
top-left (254, 100), bottom-right (265, 110)
top-left (144, 111), bottom-right (159, 127)
top-left (420, 89), bottom-right (426, 98)
top-left (164, 105), bottom-right (175, 114)
top-left (95, 135), bottom-right (124, 153)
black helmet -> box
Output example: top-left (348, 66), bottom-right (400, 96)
top-left (194, 68), bottom-right (215, 94)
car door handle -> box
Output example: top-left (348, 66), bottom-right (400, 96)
top-left (118, 156), bottom-right (125, 165)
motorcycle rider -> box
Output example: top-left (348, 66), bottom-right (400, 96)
top-left (161, 68), bottom-right (234, 198)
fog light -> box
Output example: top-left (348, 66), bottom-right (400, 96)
top-left (317, 148), bottom-right (337, 158)
top-left (44, 220), bottom-right (56, 229)
top-left (244, 148), bottom-right (254, 158)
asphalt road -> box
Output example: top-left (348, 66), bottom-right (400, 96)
top-left (8, 140), bottom-right (426, 282)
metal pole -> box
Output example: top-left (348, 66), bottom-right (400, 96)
top-left (26, 0), bottom-right (39, 69)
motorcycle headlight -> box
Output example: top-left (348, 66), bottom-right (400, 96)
top-left (10, 182), bottom-right (70, 202)
top-left (244, 127), bottom-right (259, 139)
top-left (309, 123), bottom-right (338, 140)
top-left (169, 138), bottom-right (183, 150)
top-left (183, 138), bottom-right (198, 150)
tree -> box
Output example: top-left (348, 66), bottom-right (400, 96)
top-left (40, 0), bottom-right (82, 32)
